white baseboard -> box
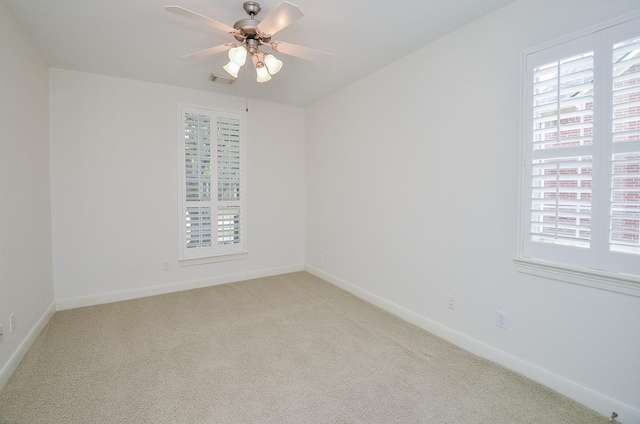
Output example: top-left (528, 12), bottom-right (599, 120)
top-left (56, 264), bottom-right (305, 310)
top-left (305, 265), bottom-right (640, 424)
top-left (0, 301), bottom-right (56, 391)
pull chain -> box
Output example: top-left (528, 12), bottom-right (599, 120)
top-left (244, 61), bottom-right (249, 112)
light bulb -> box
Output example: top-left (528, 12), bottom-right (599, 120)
top-left (223, 61), bottom-right (241, 78)
top-left (256, 64), bottom-right (271, 83)
top-left (263, 54), bottom-right (283, 75)
top-left (228, 46), bottom-right (247, 66)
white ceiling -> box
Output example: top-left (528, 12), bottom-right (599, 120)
top-left (4, 0), bottom-right (515, 107)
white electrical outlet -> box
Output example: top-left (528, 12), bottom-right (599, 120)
top-left (324, 252), bottom-right (329, 262)
top-left (496, 310), bottom-right (507, 329)
top-left (9, 313), bottom-right (15, 333)
top-left (448, 296), bottom-right (455, 310)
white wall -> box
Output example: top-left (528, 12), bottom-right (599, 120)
top-left (50, 69), bottom-right (305, 308)
top-left (0, 2), bottom-right (55, 388)
top-left (305, 0), bottom-right (640, 422)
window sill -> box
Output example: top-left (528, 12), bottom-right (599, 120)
top-left (179, 252), bottom-right (248, 267)
top-left (514, 257), bottom-right (640, 298)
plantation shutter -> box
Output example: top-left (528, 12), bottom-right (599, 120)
top-left (530, 52), bottom-right (594, 250)
top-left (216, 116), bottom-right (243, 251)
top-left (184, 112), bottom-right (213, 250)
top-left (522, 18), bottom-right (640, 276)
top-left (610, 35), bottom-right (640, 256)
top-left (180, 106), bottom-right (245, 260)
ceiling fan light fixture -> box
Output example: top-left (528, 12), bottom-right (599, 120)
top-left (228, 45), bottom-right (248, 66)
top-left (255, 63), bottom-right (272, 83)
top-left (223, 61), bottom-right (241, 78)
top-left (263, 54), bottom-right (283, 75)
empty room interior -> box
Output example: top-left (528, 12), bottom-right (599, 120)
top-left (1, 0), bottom-right (640, 422)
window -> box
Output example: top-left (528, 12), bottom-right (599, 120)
top-left (179, 104), bottom-right (246, 262)
top-left (519, 15), bottom-right (640, 285)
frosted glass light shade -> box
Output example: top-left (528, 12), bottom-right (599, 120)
top-left (256, 65), bottom-right (271, 83)
top-left (228, 46), bottom-right (247, 66)
top-left (223, 61), bottom-right (241, 78)
top-left (263, 54), bottom-right (283, 75)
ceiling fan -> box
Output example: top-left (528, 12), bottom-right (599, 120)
top-left (166, 1), bottom-right (332, 82)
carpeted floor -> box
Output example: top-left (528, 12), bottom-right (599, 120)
top-left (0, 272), bottom-right (608, 423)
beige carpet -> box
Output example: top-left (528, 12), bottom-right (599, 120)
top-left (0, 272), bottom-right (608, 423)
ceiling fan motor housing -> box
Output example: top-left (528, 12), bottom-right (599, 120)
top-left (233, 2), bottom-right (272, 44)
top-left (233, 18), bottom-right (260, 36)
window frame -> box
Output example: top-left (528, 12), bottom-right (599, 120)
top-left (516, 12), bottom-right (640, 297)
top-left (177, 103), bottom-right (248, 265)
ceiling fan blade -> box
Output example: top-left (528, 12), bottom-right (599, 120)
top-left (256, 1), bottom-right (304, 36)
top-left (165, 6), bottom-right (236, 34)
top-left (180, 44), bottom-right (232, 62)
top-left (269, 41), bottom-right (333, 65)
